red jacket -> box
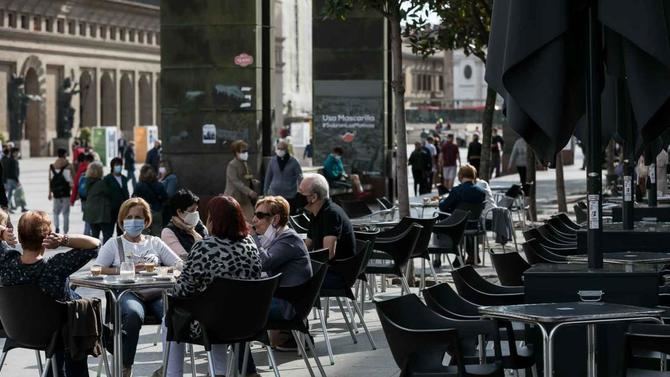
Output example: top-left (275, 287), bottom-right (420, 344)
top-left (70, 162), bottom-right (89, 205)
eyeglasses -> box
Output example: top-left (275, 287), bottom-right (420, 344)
top-left (254, 212), bottom-right (272, 219)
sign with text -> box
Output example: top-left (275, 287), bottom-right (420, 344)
top-left (313, 80), bottom-right (385, 175)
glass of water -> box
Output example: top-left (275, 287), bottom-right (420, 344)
top-left (120, 262), bottom-right (135, 281)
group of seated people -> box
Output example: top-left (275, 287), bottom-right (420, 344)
top-left (0, 173), bottom-right (355, 377)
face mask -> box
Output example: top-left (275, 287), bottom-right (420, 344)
top-left (276, 149), bottom-right (286, 158)
top-left (113, 165), bottom-right (122, 174)
top-left (334, 155), bottom-right (342, 160)
top-left (123, 219), bottom-right (145, 237)
top-left (238, 152), bottom-right (249, 161)
top-left (260, 221), bottom-right (277, 249)
top-left (158, 167), bottom-right (167, 175)
top-left (181, 210), bottom-right (200, 227)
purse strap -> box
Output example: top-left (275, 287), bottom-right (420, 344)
top-left (116, 236), bottom-right (125, 263)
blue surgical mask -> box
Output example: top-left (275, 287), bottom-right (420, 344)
top-left (123, 219), bottom-right (145, 237)
top-left (113, 165), bottom-right (122, 174)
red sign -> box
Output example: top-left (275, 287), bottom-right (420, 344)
top-left (234, 53), bottom-right (254, 67)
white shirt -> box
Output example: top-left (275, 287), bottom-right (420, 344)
top-left (424, 143), bottom-right (437, 157)
top-left (95, 235), bottom-right (181, 268)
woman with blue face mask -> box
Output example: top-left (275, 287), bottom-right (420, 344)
top-left (95, 197), bottom-right (181, 377)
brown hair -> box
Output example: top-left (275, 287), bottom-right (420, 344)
top-left (0, 208), bottom-right (9, 227)
top-left (139, 164), bottom-right (158, 183)
top-left (117, 197), bottom-right (152, 229)
top-left (207, 195), bottom-right (249, 241)
top-left (458, 164), bottom-right (477, 180)
top-left (255, 196), bottom-right (290, 227)
top-left (230, 140), bottom-right (248, 154)
top-left (18, 211), bottom-right (52, 251)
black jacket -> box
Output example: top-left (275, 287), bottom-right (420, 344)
top-left (63, 298), bottom-right (103, 360)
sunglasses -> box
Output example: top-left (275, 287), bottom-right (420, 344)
top-left (254, 211), bottom-right (272, 219)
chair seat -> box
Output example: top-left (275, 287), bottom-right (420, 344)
top-left (320, 288), bottom-right (355, 301)
top-left (366, 262), bottom-right (401, 275)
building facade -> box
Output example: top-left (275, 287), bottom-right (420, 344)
top-left (403, 43), bottom-right (452, 109)
top-left (0, 0), bottom-right (160, 157)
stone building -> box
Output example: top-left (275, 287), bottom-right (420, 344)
top-left (403, 43), bottom-right (452, 109)
top-left (0, 0), bottom-right (160, 157)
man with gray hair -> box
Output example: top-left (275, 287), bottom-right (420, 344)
top-left (298, 173), bottom-right (355, 288)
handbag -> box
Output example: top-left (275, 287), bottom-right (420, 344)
top-left (116, 237), bottom-right (163, 302)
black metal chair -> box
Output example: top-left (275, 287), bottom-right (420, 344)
top-left (523, 227), bottom-right (575, 250)
top-left (574, 202), bottom-right (588, 224)
top-left (422, 284), bottom-right (536, 375)
top-left (522, 238), bottom-right (570, 264)
top-left (396, 215), bottom-right (438, 289)
top-left (365, 223), bottom-right (422, 295)
top-left (319, 240), bottom-right (376, 353)
top-left (453, 265), bottom-right (523, 293)
top-left (289, 213), bottom-right (311, 233)
top-left (268, 262), bottom-right (329, 377)
top-left (456, 202), bottom-right (488, 265)
top-left (624, 323), bottom-right (670, 376)
top-left (375, 294), bottom-right (504, 377)
top-left (489, 251), bottom-right (531, 286)
top-left (428, 209), bottom-right (470, 268)
top-left (554, 213), bottom-right (582, 231)
top-left (545, 217), bottom-right (578, 237)
top-left (164, 275), bottom-right (281, 377)
top-left (0, 321), bottom-right (49, 376)
top-left (0, 285), bottom-right (67, 377)
top-left (309, 248), bottom-right (330, 263)
top-left (536, 224), bottom-right (576, 245)
top-left (451, 267), bottom-right (525, 306)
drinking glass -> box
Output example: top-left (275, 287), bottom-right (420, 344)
top-left (90, 265), bottom-right (102, 277)
top-left (120, 262), bottom-right (135, 281)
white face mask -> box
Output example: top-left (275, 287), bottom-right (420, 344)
top-left (260, 221), bottom-right (277, 249)
top-left (276, 149), bottom-right (286, 158)
top-left (238, 152), bottom-right (249, 161)
top-left (181, 210), bottom-right (200, 227)
top-left (158, 167), bottom-right (167, 175)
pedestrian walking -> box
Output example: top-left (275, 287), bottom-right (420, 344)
top-left (491, 128), bottom-right (505, 177)
top-left (104, 157), bottom-right (130, 235)
top-left (224, 140), bottom-right (259, 221)
top-left (2, 148), bottom-right (24, 212)
top-left (48, 148), bottom-right (73, 234)
top-left (145, 139), bottom-right (162, 173)
top-left (117, 135), bottom-right (128, 157)
top-left (508, 138), bottom-right (529, 194)
top-left (467, 134), bottom-right (482, 175)
top-left (159, 159), bottom-right (179, 227)
top-left (133, 165), bottom-right (168, 236)
top-left (82, 161), bottom-right (115, 242)
top-left (303, 138), bottom-right (313, 166)
top-left (264, 140), bottom-right (303, 213)
top-left (124, 140), bottom-right (137, 190)
top-left (423, 136), bottom-right (438, 189)
top-left (408, 142), bottom-right (432, 196)
top-left (440, 134), bottom-right (461, 191)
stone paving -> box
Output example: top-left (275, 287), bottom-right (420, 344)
top-left (0, 152), bottom-right (589, 376)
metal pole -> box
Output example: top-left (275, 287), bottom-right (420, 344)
top-left (587, 324), bottom-right (598, 377)
top-left (647, 147), bottom-right (658, 207)
top-left (586, 2), bottom-right (603, 268)
top-left (617, 78), bottom-right (635, 229)
top-left (261, 0), bottom-right (272, 158)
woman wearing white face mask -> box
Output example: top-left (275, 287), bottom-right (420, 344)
top-left (252, 196), bottom-right (312, 349)
top-left (263, 140), bottom-right (303, 214)
top-left (224, 140), bottom-right (259, 220)
top-left (95, 198), bottom-right (181, 377)
top-left (161, 189), bottom-right (208, 258)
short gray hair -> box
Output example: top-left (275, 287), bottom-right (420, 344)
top-left (303, 173), bottom-right (329, 199)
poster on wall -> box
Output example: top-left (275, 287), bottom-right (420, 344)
top-left (313, 80), bottom-right (385, 175)
top-left (92, 127), bottom-right (118, 166)
top-left (202, 124), bottom-right (217, 144)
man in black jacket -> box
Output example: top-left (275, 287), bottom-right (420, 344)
top-left (104, 157), bottom-right (129, 235)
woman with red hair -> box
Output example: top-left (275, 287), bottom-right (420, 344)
top-left (165, 195), bottom-right (262, 377)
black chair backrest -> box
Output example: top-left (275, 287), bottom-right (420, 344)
top-left (490, 251), bottom-right (531, 286)
top-left (456, 201), bottom-right (485, 222)
top-left (423, 283), bottom-right (481, 320)
top-left (168, 275), bottom-right (281, 345)
top-left (432, 211), bottom-right (469, 248)
top-left (546, 217), bottom-right (578, 236)
top-left (376, 197), bottom-right (394, 210)
top-left (537, 225), bottom-right (576, 244)
top-left (338, 199), bottom-right (373, 219)
top-left (329, 240), bottom-right (373, 288)
top-left (625, 323), bottom-right (670, 367)
top-left (574, 203), bottom-right (588, 223)
top-left (521, 239), bottom-right (548, 265)
top-left (309, 248), bottom-right (330, 263)
top-left (554, 213), bottom-right (582, 230)
top-left (525, 239), bottom-right (569, 262)
top-left (374, 223), bottom-right (423, 268)
top-left (438, 209), bottom-right (469, 226)
top-left (354, 229), bottom-right (380, 245)
top-left (523, 228), bottom-right (574, 250)
top-left (275, 261), bottom-right (329, 320)
top-left (395, 216), bottom-right (436, 258)
top-left (289, 213), bottom-right (310, 233)
top-left (0, 285), bottom-right (65, 354)
top-left (453, 265), bottom-right (523, 293)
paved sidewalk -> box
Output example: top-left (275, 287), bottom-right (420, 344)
top-left (0, 154), bottom-right (585, 376)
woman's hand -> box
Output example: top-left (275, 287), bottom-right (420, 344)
top-left (42, 233), bottom-right (64, 249)
top-left (0, 226), bottom-right (17, 246)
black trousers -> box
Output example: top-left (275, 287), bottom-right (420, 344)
top-left (517, 166), bottom-right (529, 194)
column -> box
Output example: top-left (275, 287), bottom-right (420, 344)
top-left (96, 67), bottom-right (101, 127)
top-left (115, 69), bottom-right (121, 127)
top-left (134, 70), bottom-right (140, 128)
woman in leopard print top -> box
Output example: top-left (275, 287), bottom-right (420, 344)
top-left (166, 195), bottom-right (262, 377)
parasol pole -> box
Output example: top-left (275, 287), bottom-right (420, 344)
top-left (618, 79), bottom-right (635, 229)
top-left (586, 1), bottom-right (603, 268)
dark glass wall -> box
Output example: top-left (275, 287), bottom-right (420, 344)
top-left (312, 1), bottom-right (388, 176)
top-left (160, 0), bottom-right (263, 195)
